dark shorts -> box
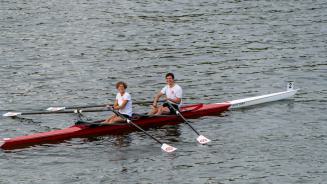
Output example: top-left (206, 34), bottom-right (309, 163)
top-left (163, 102), bottom-right (179, 114)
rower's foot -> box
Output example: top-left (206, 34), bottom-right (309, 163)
top-left (101, 121), bottom-right (110, 125)
top-left (148, 105), bottom-right (158, 115)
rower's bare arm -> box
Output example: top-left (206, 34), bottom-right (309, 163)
top-left (113, 100), bottom-right (119, 110)
top-left (168, 97), bottom-right (181, 104)
top-left (118, 100), bottom-right (129, 109)
top-left (153, 92), bottom-right (163, 107)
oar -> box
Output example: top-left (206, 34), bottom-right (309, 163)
top-left (109, 107), bottom-right (177, 153)
top-left (46, 100), bottom-right (164, 111)
top-left (2, 109), bottom-right (111, 117)
top-left (166, 102), bottom-right (211, 144)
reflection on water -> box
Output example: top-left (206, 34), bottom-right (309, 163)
top-left (81, 135), bottom-right (132, 148)
top-left (157, 124), bottom-right (182, 143)
top-left (112, 135), bottom-right (132, 148)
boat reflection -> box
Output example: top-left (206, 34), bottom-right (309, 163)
top-left (80, 124), bottom-right (182, 148)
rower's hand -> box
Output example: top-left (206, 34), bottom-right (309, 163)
top-left (113, 105), bottom-right (121, 110)
top-left (152, 102), bottom-right (157, 108)
top-left (106, 105), bottom-right (113, 111)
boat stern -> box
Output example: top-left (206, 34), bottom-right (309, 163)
top-left (0, 138), bottom-right (10, 149)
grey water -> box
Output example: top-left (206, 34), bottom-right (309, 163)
top-left (0, 0), bottom-right (326, 183)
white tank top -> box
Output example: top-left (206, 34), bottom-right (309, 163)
top-left (116, 92), bottom-right (132, 117)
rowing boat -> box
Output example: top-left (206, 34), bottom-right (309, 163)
top-left (0, 82), bottom-right (298, 150)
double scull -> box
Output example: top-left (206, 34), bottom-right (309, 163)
top-left (0, 82), bottom-right (298, 150)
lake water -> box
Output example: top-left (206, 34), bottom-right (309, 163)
top-left (0, 0), bottom-right (326, 183)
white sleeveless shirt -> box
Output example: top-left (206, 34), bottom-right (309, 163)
top-left (116, 92), bottom-right (132, 117)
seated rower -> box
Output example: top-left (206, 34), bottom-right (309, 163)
top-left (103, 81), bottom-right (133, 124)
top-left (149, 73), bottom-right (183, 115)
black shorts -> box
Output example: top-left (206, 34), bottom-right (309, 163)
top-left (163, 102), bottom-right (179, 114)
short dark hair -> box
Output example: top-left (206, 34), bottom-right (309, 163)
top-left (165, 73), bottom-right (175, 79)
top-left (116, 81), bottom-right (127, 89)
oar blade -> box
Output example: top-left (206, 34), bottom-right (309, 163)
top-left (161, 143), bottom-right (177, 153)
top-left (46, 107), bottom-right (66, 112)
top-left (196, 135), bottom-right (211, 144)
top-left (2, 112), bottom-right (22, 117)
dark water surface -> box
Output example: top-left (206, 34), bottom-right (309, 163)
top-left (1, 0), bottom-right (326, 183)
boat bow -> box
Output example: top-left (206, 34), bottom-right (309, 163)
top-left (226, 89), bottom-right (298, 109)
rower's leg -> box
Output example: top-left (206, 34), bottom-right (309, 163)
top-left (155, 106), bottom-right (170, 115)
top-left (148, 105), bottom-right (158, 115)
top-left (154, 106), bottom-right (162, 115)
top-left (104, 115), bottom-right (113, 123)
top-left (161, 107), bottom-right (171, 114)
top-left (103, 114), bottom-right (118, 124)
top-left (108, 116), bottom-right (125, 124)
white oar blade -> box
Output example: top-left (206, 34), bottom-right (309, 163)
top-left (3, 112), bottom-right (22, 117)
top-left (196, 135), bottom-right (211, 144)
top-left (161, 143), bottom-right (177, 153)
top-left (46, 107), bottom-right (66, 111)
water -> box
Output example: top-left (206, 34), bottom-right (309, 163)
top-left (1, 0), bottom-right (326, 183)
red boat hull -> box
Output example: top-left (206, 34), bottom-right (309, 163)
top-left (0, 103), bottom-right (230, 150)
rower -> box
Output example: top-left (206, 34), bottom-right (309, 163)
top-left (103, 81), bottom-right (133, 124)
top-left (149, 73), bottom-right (183, 115)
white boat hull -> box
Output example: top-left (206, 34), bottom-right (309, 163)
top-left (216, 82), bottom-right (298, 109)
top-left (225, 89), bottom-right (298, 109)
